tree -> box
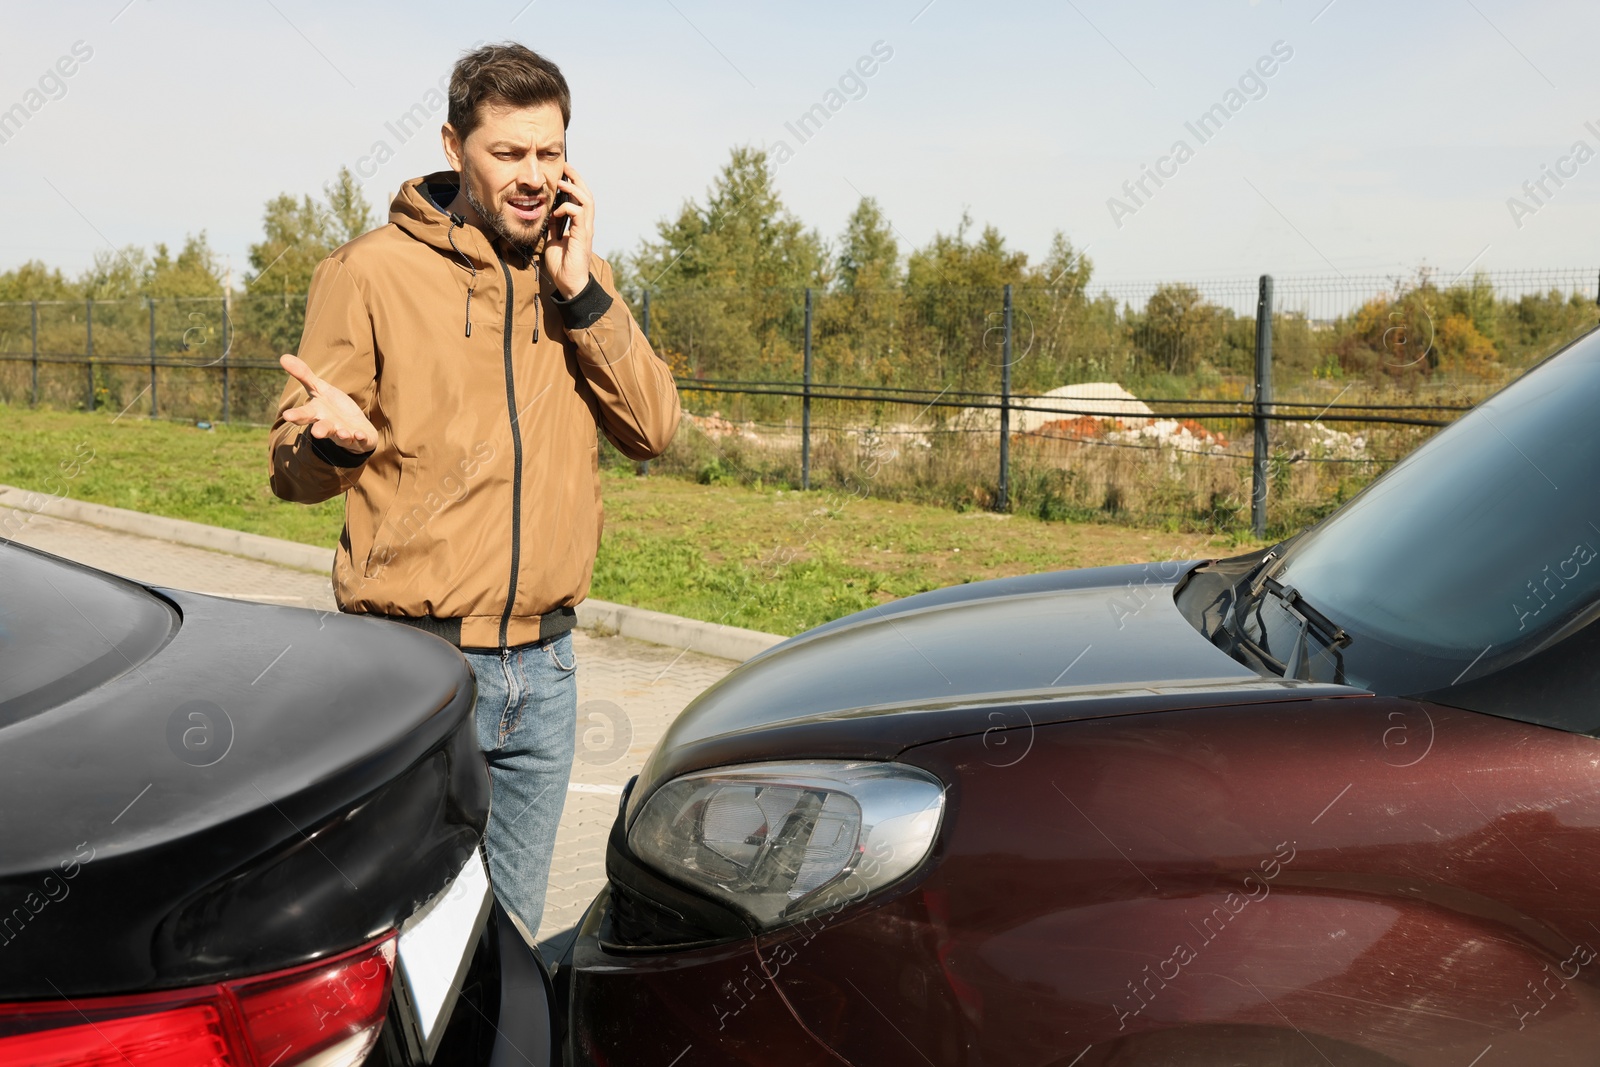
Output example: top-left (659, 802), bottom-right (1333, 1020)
top-left (903, 213), bottom-right (1030, 388)
top-left (145, 233), bottom-right (224, 299)
top-left (324, 167), bottom-right (376, 247)
top-left (905, 212), bottom-right (1029, 290)
top-left (817, 198), bottom-right (902, 384)
top-left (78, 246), bottom-right (149, 301)
top-left (0, 262), bottom-right (78, 362)
top-left (240, 166), bottom-right (375, 355)
top-left (1134, 284), bottom-right (1222, 375)
top-left (0, 260), bottom-right (78, 302)
top-left (634, 146), bottom-right (823, 292)
top-left (834, 197), bottom-right (900, 292)
top-left (631, 147), bottom-right (824, 384)
top-left (1504, 288), bottom-right (1598, 364)
top-left (1007, 233), bottom-right (1129, 390)
top-left (1029, 232), bottom-right (1090, 293)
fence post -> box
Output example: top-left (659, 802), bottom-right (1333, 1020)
top-left (1252, 274), bottom-right (1274, 539)
top-left (221, 285), bottom-right (232, 423)
top-left (85, 298), bottom-right (95, 412)
top-left (29, 301), bottom-right (38, 407)
top-left (802, 287), bottom-right (813, 491)
top-left (148, 298), bottom-right (158, 419)
top-left (638, 289), bottom-right (651, 476)
top-left (998, 284), bottom-right (1013, 512)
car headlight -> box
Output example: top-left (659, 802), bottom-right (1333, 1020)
top-left (626, 761), bottom-right (945, 929)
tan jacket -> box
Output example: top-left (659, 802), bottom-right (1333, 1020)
top-left (269, 171), bottom-right (680, 648)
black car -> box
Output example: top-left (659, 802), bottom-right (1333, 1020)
top-left (0, 541), bottom-right (554, 1066)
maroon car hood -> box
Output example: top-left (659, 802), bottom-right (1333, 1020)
top-left (630, 564), bottom-right (1362, 818)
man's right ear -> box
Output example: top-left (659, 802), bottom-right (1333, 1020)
top-left (441, 123), bottom-right (463, 171)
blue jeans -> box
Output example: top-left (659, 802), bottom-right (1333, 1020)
top-left (461, 631), bottom-right (578, 940)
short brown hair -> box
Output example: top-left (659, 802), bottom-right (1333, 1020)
top-left (448, 43), bottom-right (570, 143)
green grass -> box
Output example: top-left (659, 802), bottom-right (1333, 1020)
top-left (0, 404), bottom-right (1263, 635)
top-left (0, 406), bottom-right (345, 544)
top-left (588, 477), bottom-right (1260, 633)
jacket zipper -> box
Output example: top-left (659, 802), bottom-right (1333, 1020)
top-left (497, 255), bottom-right (523, 648)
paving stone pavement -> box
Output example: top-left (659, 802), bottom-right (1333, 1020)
top-left (3, 506), bottom-right (739, 961)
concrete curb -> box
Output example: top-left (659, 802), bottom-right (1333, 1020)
top-left (0, 484), bottom-right (788, 663)
top-left (575, 599), bottom-right (784, 664)
top-left (0, 485), bottom-right (333, 572)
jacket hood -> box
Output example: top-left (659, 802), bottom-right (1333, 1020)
top-left (389, 170), bottom-right (538, 342)
top-left (390, 170), bottom-right (547, 269)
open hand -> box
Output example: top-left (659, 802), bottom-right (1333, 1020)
top-left (279, 354), bottom-right (378, 453)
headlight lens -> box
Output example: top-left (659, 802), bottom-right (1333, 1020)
top-left (626, 761), bottom-right (945, 928)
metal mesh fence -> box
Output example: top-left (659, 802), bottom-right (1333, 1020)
top-left (3, 269), bottom-right (1595, 533)
top-left (0, 295), bottom-right (296, 422)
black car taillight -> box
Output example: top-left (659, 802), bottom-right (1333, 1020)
top-left (0, 934), bottom-right (395, 1066)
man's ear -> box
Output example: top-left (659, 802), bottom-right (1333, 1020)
top-left (441, 123), bottom-right (464, 172)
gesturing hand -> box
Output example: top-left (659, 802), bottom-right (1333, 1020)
top-left (279, 354), bottom-right (378, 454)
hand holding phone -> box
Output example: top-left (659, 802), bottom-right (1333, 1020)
top-left (543, 158), bottom-right (592, 298)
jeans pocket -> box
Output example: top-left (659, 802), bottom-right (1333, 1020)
top-left (545, 634), bottom-right (577, 673)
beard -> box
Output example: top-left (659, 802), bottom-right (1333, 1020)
top-left (461, 163), bottom-right (545, 255)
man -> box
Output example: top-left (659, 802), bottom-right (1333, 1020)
top-left (267, 42), bottom-right (679, 941)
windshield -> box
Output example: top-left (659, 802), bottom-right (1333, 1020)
top-left (0, 542), bottom-right (178, 725)
top-left (1271, 328), bottom-right (1600, 692)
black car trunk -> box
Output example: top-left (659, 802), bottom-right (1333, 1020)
top-left (0, 543), bottom-right (488, 998)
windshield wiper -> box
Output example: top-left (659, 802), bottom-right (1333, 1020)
top-left (1249, 549), bottom-right (1287, 598)
top-left (1256, 577), bottom-right (1351, 680)
top-left (1215, 551), bottom-right (1351, 681)
top-left (1215, 550), bottom-right (1281, 649)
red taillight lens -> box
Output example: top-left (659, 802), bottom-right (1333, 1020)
top-left (0, 935), bottom-right (396, 1067)
top-left (234, 937), bottom-right (395, 1066)
top-left (0, 1000), bottom-right (234, 1067)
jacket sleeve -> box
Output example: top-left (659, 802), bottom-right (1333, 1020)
top-left (267, 257), bottom-right (379, 504)
top-left (551, 256), bottom-right (681, 461)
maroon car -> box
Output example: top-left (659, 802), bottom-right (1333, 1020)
top-left (556, 326), bottom-right (1600, 1066)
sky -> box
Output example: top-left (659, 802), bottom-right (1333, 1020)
top-left (2, 0), bottom-right (1597, 293)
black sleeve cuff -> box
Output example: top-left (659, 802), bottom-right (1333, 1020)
top-left (308, 433), bottom-right (373, 469)
top-left (550, 273), bottom-right (613, 331)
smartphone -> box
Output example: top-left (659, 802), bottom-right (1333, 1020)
top-left (551, 155), bottom-right (572, 239)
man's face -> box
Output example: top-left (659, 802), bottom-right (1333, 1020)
top-left (444, 100), bottom-right (565, 251)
